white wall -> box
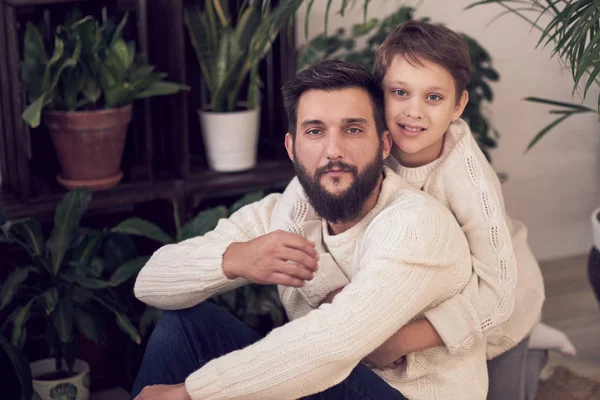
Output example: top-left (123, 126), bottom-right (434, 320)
top-left (297, 0), bottom-right (600, 262)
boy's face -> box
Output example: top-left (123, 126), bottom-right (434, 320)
top-left (382, 56), bottom-right (468, 167)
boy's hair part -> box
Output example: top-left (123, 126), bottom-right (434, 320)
top-left (374, 21), bottom-right (471, 102)
top-left (281, 60), bottom-right (386, 138)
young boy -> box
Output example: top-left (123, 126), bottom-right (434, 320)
top-left (271, 21), bottom-right (573, 399)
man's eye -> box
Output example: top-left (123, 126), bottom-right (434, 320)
top-left (347, 128), bottom-right (362, 134)
top-left (306, 129), bottom-right (322, 135)
top-left (393, 89), bottom-right (407, 97)
top-left (427, 94), bottom-right (442, 101)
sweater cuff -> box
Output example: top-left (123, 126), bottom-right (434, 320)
top-left (424, 293), bottom-right (482, 354)
top-left (185, 362), bottom-right (226, 400)
top-left (298, 253), bottom-right (350, 307)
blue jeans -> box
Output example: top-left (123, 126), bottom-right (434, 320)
top-left (130, 302), bottom-right (407, 399)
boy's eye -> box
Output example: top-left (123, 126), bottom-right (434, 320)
top-left (393, 89), bottom-right (407, 97)
top-left (427, 94), bottom-right (442, 101)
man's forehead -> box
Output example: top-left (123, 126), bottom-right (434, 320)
top-left (297, 88), bottom-right (374, 124)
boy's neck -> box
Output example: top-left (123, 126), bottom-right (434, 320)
top-left (394, 135), bottom-right (445, 168)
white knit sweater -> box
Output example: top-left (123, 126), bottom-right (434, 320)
top-left (134, 169), bottom-right (488, 400)
top-left (385, 119), bottom-right (545, 358)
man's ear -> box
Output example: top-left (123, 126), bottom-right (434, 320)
top-left (381, 130), bottom-right (392, 159)
top-left (452, 90), bottom-right (469, 121)
top-left (284, 132), bottom-right (295, 162)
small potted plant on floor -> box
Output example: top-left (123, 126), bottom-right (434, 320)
top-left (0, 188), bottom-right (149, 400)
top-left (21, 10), bottom-right (188, 190)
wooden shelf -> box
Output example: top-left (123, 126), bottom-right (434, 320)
top-left (0, 160), bottom-right (295, 220)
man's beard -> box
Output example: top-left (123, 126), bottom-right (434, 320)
top-left (293, 145), bottom-right (384, 224)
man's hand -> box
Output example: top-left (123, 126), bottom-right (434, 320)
top-left (134, 383), bottom-right (191, 400)
top-left (222, 230), bottom-right (319, 287)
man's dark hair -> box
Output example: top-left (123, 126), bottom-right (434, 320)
top-left (281, 60), bottom-right (386, 138)
top-left (374, 21), bottom-right (471, 102)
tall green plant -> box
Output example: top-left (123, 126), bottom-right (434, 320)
top-left (0, 189), bottom-right (147, 376)
top-left (184, 0), bottom-right (303, 112)
top-left (21, 10), bottom-right (189, 128)
top-left (467, 0), bottom-right (599, 150)
top-left (298, 6), bottom-right (501, 160)
top-left (113, 191), bottom-right (286, 333)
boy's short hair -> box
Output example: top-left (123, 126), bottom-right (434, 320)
top-left (282, 60), bottom-right (386, 138)
top-left (374, 21), bottom-right (471, 102)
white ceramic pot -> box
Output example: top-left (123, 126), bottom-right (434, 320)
top-left (30, 359), bottom-right (90, 400)
top-left (593, 206), bottom-right (600, 250)
top-left (198, 108), bottom-right (260, 172)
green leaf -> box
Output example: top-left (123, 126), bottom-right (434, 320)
top-left (52, 300), bottom-right (74, 343)
top-left (139, 307), bottom-right (162, 337)
top-left (229, 191), bottom-right (264, 214)
top-left (0, 269), bottom-right (29, 311)
top-left (179, 206), bottom-right (227, 242)
top-left (526, 113), bottom-right (571, 152)
top-left (11, 299), bottom-right (34, 349)
top-left (109, 256), bottom-right (149, 286)
top-left (21, 96), bottom-right (46, 129)
top-left (93, 294), bottom-right (140, 344)
top-left (524, 96), bottom-right (594, 111)
top-left (70, 231), bottom-right (105, 270)
top-left (74, 308), bottom-right (101, 344)
top-left (42, 287), bottom-right (59, 315)
top-left (21, 22), bottom-right (48, 100)
top-left (110, 12), bottom-right (129, 47)
top-left (72, 287), bottom-right (93, 304)
top-left (112, 218), bottom-right (173, 244)
top-left (0, 333), bottom-right (33, 400)
top-left (61, 271), bottom-right (114, 289)
top-left (47, 188), bottom-right (92, 275)
top-left (112, 38), bottom-right (133, 70)
top-left (135, 81), bottom-right (190, 99)
top-left (103, 233), bottom-right (138, 272)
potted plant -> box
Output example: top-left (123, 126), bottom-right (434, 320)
top-left (297, 5), bottom-right (501, 161)
top-left (467, 0), bottom-right (600, 305)
top-left (0, 188), bottom-right (148, 400)
top-left (183, 0), bottom-right (303, 172)
top-left (21, 10), bottom-right (189, 190)
top-left (112, 191), bottom-right (286, 334)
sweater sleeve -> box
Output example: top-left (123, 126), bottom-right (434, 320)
top-left (424, 135), bottom-right (518, 354)
top-left (134, 194), bottom-right (279, 310)
top-left (183, 203), bottom-right (471, 400)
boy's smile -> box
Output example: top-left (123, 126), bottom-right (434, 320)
top-left (383, 56), bottom-right (468, 167)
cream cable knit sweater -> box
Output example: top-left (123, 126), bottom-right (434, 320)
top-left (386, 119), bottom-right (545, 358)
top-left (134, 168), bottom-right (488, 400)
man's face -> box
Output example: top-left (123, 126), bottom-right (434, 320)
top-left (383, 56), bottom-right (468, 166)
top-left (285, 88), bottom-right (391, 223)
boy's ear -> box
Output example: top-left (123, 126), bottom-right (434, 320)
top-left (452, 90), bottom-right (469, 121)
top-left (284, 132), bottom-right (295, 161)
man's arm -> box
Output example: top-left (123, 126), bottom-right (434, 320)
top-left (182, 204), bottom-right (472, 400)
top-left (134, 194), bottom-right (318, 310)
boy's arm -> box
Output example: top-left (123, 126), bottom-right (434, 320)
top-left (134, 194), bottom-right (317, 310)
top-left (422, 132), bottom-right (518, 354)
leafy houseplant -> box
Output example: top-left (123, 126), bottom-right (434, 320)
top-left (21, 10), bottom-right (188, 190)
top-left (184, 0), bottom-right (303, 172)
top-left (297, 5), bottom-right (502, 160)
top-left (0, 188), bottom-right (147, 400)
top-left (113, 191), bottom-right (286, 335)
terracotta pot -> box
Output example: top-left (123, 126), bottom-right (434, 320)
top-left (43, 105), bottom-right (132, 191)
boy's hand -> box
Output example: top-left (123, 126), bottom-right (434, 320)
top-left (134, 383), bottom-right (190, 400)
top-left (320, 287), bottom-right (344, 305)
top-left (222, 230), bottom-right (319, 287)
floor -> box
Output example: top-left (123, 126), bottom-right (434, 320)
top-left (539, 254), bottom-right (600, 381)
top-left (91, 254), bottom-right (600, 399)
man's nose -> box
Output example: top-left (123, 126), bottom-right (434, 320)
top-left (325, 131), bottom-right (344, 160)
